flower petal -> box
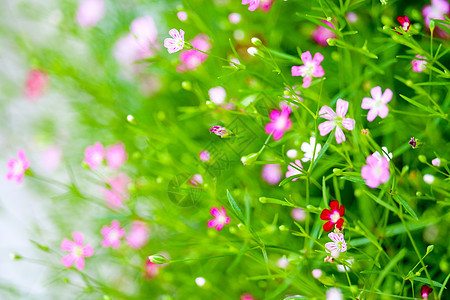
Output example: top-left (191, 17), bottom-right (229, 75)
top-left (381, 88), bottom-right (393, 104)
top-left (210, 207), bottom-right (220, 217)
top-left (319, 121), bottom-right (335, 136)
top-left (318, 106), bottom-right (336, 120)
top-left (312, 65), bottom-right (325, 77)
top-left (335, 127), bottom-right (346, 144)
top-left (312, 52), bottom-right (324, 64)
top-left (61, 238), bottom-right (75, 251)
top-left (302, 75), bottom-right (312, 88)
top-left (367, 108), bottom-right (378, 122)
top-left (291, 66), bottom-right (304, 77)
top-left (72, 232), bottom-right (84, 246)
top-left (361, 97), bottom-right (374, 110)
top-left (83, 244), bottom-right (94, 257)
top-left (320, 209), bottom-right (332, 220)
top-left (342, 118), bottom-right (355, 130)
top-left (323, 221), bottom-right (334, 231)
top-left (301, 51), bottom-right (312, 64)
top-left (336, 99), bottom-right (349, 117)
top-left (62, 254), bottom-right (75, 268)
top-left (329, 200), bottom-right (339, 211)
top-left (370, 86), bottom-right (382, 100)
top-left (75, 257), bottom-right (85, 271)
top-left (378, 105), bottom-right (389, 118)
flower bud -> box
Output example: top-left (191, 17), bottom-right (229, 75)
top-left (247, 47), bottom-right (258, 56)
top-left (9, 253), bottom-right (22, 260)
top-left (327, 38), bottom-right (337, 46)
top-left (429, 20), bottom-right (435, 32)
top-left (418, 155), bottom-right (427, 163)
top-left (181, 81), bottom-right (192, 91)
top-left (426, 245), bottom-right (434, 254)
top-left (148, 254), bottom-right (170, 264)
top-left (241, 152), bottom-right (260, 165)
top-left (251, 37), bottom-right (262, 46)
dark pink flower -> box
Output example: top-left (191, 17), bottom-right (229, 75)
top-left (83, 142), bottom-right (104, 169)
top-left (178, 34), bottom-right (211, 72)
top-left (126, 221), bottom-right (150, 249)
top-left (101, 220), bottom-right (125, 248)
top-left (106, 142), bottom-right (127, 169)
top-left (207, 206), bottom-right (230, 231)
top-left (312, 20), bottom-right (337, 46)
top-left (421, 285), bottom-right (433, 299)
top-left (264, 106), bottom-right (292, 140)
top-left (241, 293), bottom-right (257, 300)
top-left (6, 149), bottom-right (30, 184)
top-left (144, 259), bottom-right (161, 279)
top-left (361, 154), bottom-right (390, 188)
top-left (396, 15), bottom-right (411, 34)
top-left (412, 55), bottom-right (427, 73)
top-left (291, 51), bottom-right (325, 88)
top-left (60, 232), bottom-right (94, 271)
top-left (25, 69), bottom-right (48, 101)
top-left (209, 125), bottom-right (231, 138)
top-left (75, 0), bottom-right (105, 28)
top-left (260, 0), bottom-right (275, 12)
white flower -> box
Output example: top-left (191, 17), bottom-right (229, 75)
top-left (195, 277), bottom-right (205, 287)
top-left (374, 146), bottom-right (392, 161)
top-left (277, 256), bottom-right (289, 269)
top-left (423, 174), bottom-right (435, 184)
top-left (301, 136), bottom-right (322, 162)
top-left (325, 232), bottom-right (347, 258)
top-left (432, 158), bottom-right (441, 167)
top-left (208, 86), bottom-right (226, 105)
top-left (326, 288), bottom-right (343, 300)
top-left (286, 149), bottom-right (298, 159)
top-left (164, 29), bottom-right (185, 54)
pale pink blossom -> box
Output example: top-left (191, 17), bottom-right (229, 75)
top-left (423, 174), bottom-right (435, 184)
top-left (262, 164), bottom-right (282, 185)
top-left (242, 0), bottom-right (260, 11)
top-left (326, 287), bottom-right (343, 300)
top-left (260, 0), bottom-right (275, 12)
top-left (106, 142), bottom-right (127, 169)
top-left (207, 206), bottom-right (230, 231)
top-left (25, 69), bottom-right (48, 101)
top-left (286, 149), bottom-right (298, 159)
top-left (126, 221), bottom-right (150, 249)
top-left (312, 269), bottom-right (322, 278)
top-left (361, 153), bottom-right (390, 188)
top-left (422, 0), bottom-right (450, 28)
top-left (346, 12), bottom-right (358, 23)
top-left (42, 145), bottom-right (62, 171)
top-left (102, 173), bottom-right (130, 209)
top-left (318, 99), bottom-right (355, 144)
top-left (209, 86), bottom-right (226, 105)
top-left (75, 0), bottom-right (105, 28)
top-left (6, 149), bottom-right (30, 184)
top-left (291, 208), bottom-right (306, 221)
top-left (83, 142), bottom-right (104, 169)
top-left (312, 20), bottom-right (337, 46)
top-left (199, 150), bottom-right (210, 162)
top-left (264, 106), bottom-right (292, 140)
top-left (229, 13), bottom-right (242, 24)
top-left (301, 136), bottom-right (322, 162)
top-left (291, 51), bottom-right (325, 88)
top-left (412, 55), bottom-right (427, 73)
top-left (178, 34), bottom-right (211, 72)
top-left (432, 158), bottom-right (441, 166)
top-left (285, 160), bottom-right (303, 181)
top-left (325, 232), bottom-right (347, 258)
top-left (164, 29), bottom-right (185, 54)
top-left (361, 86), bottom-right (393, 122)
top-left (60, 232), bottom-right (93, 270)
top-left (101, 220), bottom-right (125, 248)
top-left (189, 174), bottom-right (203, 186)
top-left (277, 256), bottom-right (289, 268)
top-left (145, 259), bottom-right (161, 279)
top-left (177, 11), bottom-right (188, 21)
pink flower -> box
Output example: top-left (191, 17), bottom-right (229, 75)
top-left (264, 106), bottom-right (292, 140)
top-left (291, 51), bottom-right (325, 88)
top-left (207, 206), bottom-right (230, 231)
top-left (199, 150), bottom-right (210, 162)
top-left (189, 174), bottom-right (203, 186)
top-left (423, 0), bottom-right (450, 28)
top-left (83, 142), bottom-right (104, 169)
top-left (312, 20), bottom-right (337, 46)
top-left (208, 86), bottom-right (226, 105)
top-left (6, 149), bottom-right (30, 184)
top-left (242, 0), bottom-right (260, 11)
top-left (75, 0), bottom-right (105, 28)
top-left (412, 55), bottom-right (427, 73)
top-left (262, 164), bottom-right (282, 185)
top-left (177, 11), bottom-right (188, 21)
top-left (260, 0), bottom-right (275, 12)
top-left (164, 29), bottom-right (185, 54)
top-left (432, 158), bottom-right (441, 166)
top-left (178, 34), bottom-right (211, 72)
top-left (326, 287), bottom-right (343, 300)
top-left (318, 99), bottom-right (355, 144)
top-left (229, 13), bottom-right (242, 24)
top-left (285, 160), bottom-right (303, 181)
top-left (101, 220), bottom-right (125, 248)
top-left (42, 145), bottom-right (62, 172)
top-left (102, 173), bottom-right (130, 209)
top-left (126, 221), bottom-right (150, 249)
top-left (421, 285), bottom-right (433, 299)
top-left (291, 208), bottom-right (306, 221)
top-left (325, 232), bottom-right (347, 258)
top-left (209, 125), bottom-right (231, 138)
top-left (106, 142), bottom-right (127, 169)
top-left (361, 153), bottom-right (390, 188)
top-left (361, 86), bottom-right (393, 122)
top-left (25, 69), bottom-right (48, 101)
top-left (60, 232), bottom-right (94, 271)
top-left (145, 259), bottom-right (161, 279)
top-left (241, 293), bottom-right (256, 300)
top-left (395, 15), bottom-right (411, 34)
top-left (346, 12), bottom-right (358, 23)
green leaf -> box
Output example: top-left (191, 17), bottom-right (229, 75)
top-left (259, 197), bottom-right (295, 207)
top-left (399, 94), bottom-right (439, 115)
top-left (410, 276), bottom-right (445, 288)
top-left (393, 195), bottom-right (419, 220)
top-left (364, 190), bottom-right (399, 214)
top-left (340, 176), bottom-right (366, 184)
top-left (227, 190), bottom-right (246, 225)
top-left (30, 240), bottom-right (50, 252)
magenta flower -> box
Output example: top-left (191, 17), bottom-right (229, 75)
top-left (412, 55), bottom-right (427, 73)
top-left (178, 34), bottom-right (211, 72)
top-left (164, 29), bottom-right (185, 54)
top-left (60, 232), bottom-right (94, 271)
top-left (423, 0), bottom-right (450, 28)
top-left (312, 20), bottom-right (337, 46)
top-left (102, 173), bottom-right (130, 209)
top-left (325, 232), bottom-right (347, 258)
top-left (260, 0), bottom-right (275, 12)
top-left (207, 206), bottom-right (230, 231)
top-left (242, 0), bottom-right (260, 11)
top-left (6, 149), bottom-right (30, 184)
top-left (199, 150), bottom-right (210, 162)
top-left (126, 221), bottom-right (150, 249)
top-left (318, 99), bottom-right (355, 144)
top-left (83, 142), bottom-right (104, 169)
top-left (75, 0), bottom-right (105, 28)
top-left (209, 125), bottom-right (231, 138)
top-left (106, 142), bottom-right (127, 169)
top-left (285, 160), bottom-right (303, 181)
top-left (262, 164), bottom-right (282, 185)
top-left (421, 285), bottom-right (433, 299)
top-left (291, 51), bottom-right (325, 88)
top-left (264, 106), bottom-right (292, 140)
top-left (361, 86), bottom-right (393, 122)
top-left (145, 259), bottom-right (161, 279)
top-left (25, 69), bottom-right (48, 101)
top-left (101, 220), bottom-right (125, 248)
top-left (361, 153), bottom-right (390, 188)
top-left (396, 15), bottom-right (411, 34)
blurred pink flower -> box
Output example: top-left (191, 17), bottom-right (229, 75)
top-left (145, 259), bottom-right (161, 279)
top-left (421, 285), bottom-right (433, 299)
top-left (346, 12), bottom-right (358, 23)
top-left (312, 20), bottom-right (337, 46)
top-left (83, 142), bottom-right (104, 169)
top-left (25, 69), bottom-right (48, 101)
top-left (208, 86), bottom-right (226, 105)
top-left (285, 160), bottom-right (303, 181)
top-left (207, 206), bottom-right (230, 231)
top-left (361, 154), bottom-right (390, 188)
top-left (242, 0), bottom-right (260, 11)
top-left (291, 51), bottom-right (325, 88)
top-left (6, 149), bottom-right (30, 184)
top-left (325, 232), bottom-right (347, 258)
top-left (291, 208), bottom-right (306, 221)
top-left (75, 0), bottom-right (105, 28)
top-left (189, 174), bottom-right (203, 186)
top-left (178, 34), bottom-right (211, 72)
top-left (361, 86), bottom-right (393, 122)
top-left (412, 55), bottom-right (427, 72)
top-left (241, 293), bottom-right (256, 300)
top-left (106, 142), bottom-right (127, 169)
top-left (260, 0), bottom-right (275, 12)
top-left (126, 221), bottom-right (150, 249)
top-left (318, 99), bottom-right (355, 144)
top-left (102, 173), bottom-right (130, 209)
top-left (229, 13), bottom-right (242, 24)
top-left (101, 220), bottom-right (125, 248)
top-left (60, 232), bottom-right (93, 270)
top-left (177, 11), bottom-right (188, 22)
top-left (326, 287), bottom-right (343, 300)
top-left (265, 106), bottom-right (292, 140)
top-left (42, 145), bottom-right (62, 172)
top-left (432, 158), bottom-right (441, 166)
top-left (262, 164), bottom-right (282, 185)
top-left (164, 29), bottom-right (185, 54)
top-left (423, 0), bottom-right (450, 28)
top-left (199, 150), bottom-right (210, 162)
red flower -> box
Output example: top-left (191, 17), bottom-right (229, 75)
top-left (421, 285), bottom-right (433, 299)
top-left (320, 200), bottom-right (345, 231)
top-left (395, 15), bottom-right (410, 35)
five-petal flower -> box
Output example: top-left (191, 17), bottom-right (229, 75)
top-left (291, 51), bottom-right (325, 88)
top-left (325, 232), bottom-right (347, 258)
top-left (6, 149), bottom-right (30, 184)
top-left (61, 232), bottom-right (94, 271)
top-left (164, 29), bottom-right (185, 54)
top-left (318, 99), bottom-right (355, 144)
top-left (320, 200), bottom-right (345, 231)
top-left (265, 106), bottom-right (293, 140)
top-left (361, 153), bottom-right (390, 188)
top-left (207, 206), bottom-right (230, 231)
top-left (361, 86), bottom-right (393, 122)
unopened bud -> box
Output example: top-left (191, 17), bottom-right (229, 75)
top-left (327, 38), bottom-right (337, 46)
top-left (181, 81), bottom-right (192, 91)
top-left (251, 37), bottom-right (262, 46)
top-left (241, 152), bottom-right (260, 166)
top-left (148, 254), bottom-right (170, 264)
top-left (247, 47), bottom-right (258, 56)
top-left (426, 245), bottom-right (434, 254)
top-left (429, 20), bottom-right (435, 32)
top-left (418, 155), bottom-right (427, 163)
top-left (9, 253), bottom-right (22, 260)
